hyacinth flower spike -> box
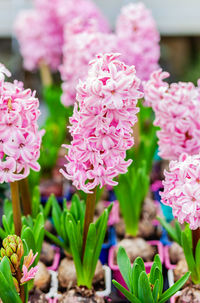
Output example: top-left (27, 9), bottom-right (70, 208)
top-left (0, 235), bottom-right (38, 303)
top-left (0, 64), bottom-right (44, 234)
top-left (60, 53), bottom-right (143, 271)
top-left (161, 153), bottom-right (200, 284)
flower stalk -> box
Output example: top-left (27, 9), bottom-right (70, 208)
top-left (10, 182), bottom-right (22, 236)
top-left (192, 228), bottom-right (200, 257)
top-left (19, 178), bottom-right (32, 216)
top-left (39, 60), bottom-right (53, 87)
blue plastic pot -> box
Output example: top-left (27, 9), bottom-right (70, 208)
top-left (100, 226), bottom-right (117, 265)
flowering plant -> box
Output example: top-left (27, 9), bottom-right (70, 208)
top-left (113, 247), bottom-right (190, 303)
top-left (0, 63), bottom-right (44, 235)
top-left (116, 2), bottom-right (160, 81)
top-left (60, 53), bottom-right (142, 193)
top-left (160, 153), bottom-right (200, 284)
top-left (143, 69), bottom-right (200, 160)
top-left (0, 235), bottom-right (38, 303)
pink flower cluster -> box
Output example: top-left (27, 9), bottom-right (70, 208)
top-left (21, 250), bottom-right (38, 284)
top-left (60, 18), bottom-right (117, 106)
top-left (60, 53), bottom-right (143, 193)
top-left (143, 69), bottom-right (200, 160)
top-left (116, 2), bottom-right (160, 81)
top-left (161, 153), bottom-right (200, 230)
top-left (14, 6), bottom-right (63, 71)
top-left (0, 64), bottom-right (44, 183)
top-left (14, 0), bottom-right (109, 71)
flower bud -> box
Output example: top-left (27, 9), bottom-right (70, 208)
top-left (13, 277), bottom-right (20, 293)
top-left (6, 247), bottom-right (13, 257)
top-left (0, 235), bottom-right (24, 273)
top-left (10, 253), bottom-right (19, 269)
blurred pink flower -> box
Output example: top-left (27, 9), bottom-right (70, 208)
top-left (0, 64), bottom-right (44, 183)
top-left (14, 0), bottom-right (109, 71)
top-left (143, 69), bottom-right (200, 160)
top-left (116, 2), bottom-right (160, 81)
top-left (60, 53), bottom-right (143, 193)
top-left (60, 19), bottom-right (117, 106)
top-left (161, 153), bottom-right (200, 230)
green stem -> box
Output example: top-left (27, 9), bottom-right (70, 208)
top-left (19, 178), bottom-right (32, 216)
top-left (10, 182), bottom-right (22, 236)
top-left (16, 268), bottom-right (25, 303)
top-left (82, 187), bottom-right (97, 260)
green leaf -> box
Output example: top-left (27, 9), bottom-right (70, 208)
top-left (132, 263), bottom-right (142, 297)
top-left (32, 186), bottom-right (40, 218)
top-left (21, 227), bottom-right (36, 253)
top-left (83, 224), bottom-right (96, 287)
top-left (0, 257), bottom-right (22, 303)
top-left (52, 196), bottom-right (62, 234)
top-left (138, 271), bottom-right (154, 303)
top-left (152, 279), bottom-right (160, 302)
top-left (33, 213), bottom-right (44, 244)
top-left (195, 240), bottom-right (200, 276)
top-left (174, 221), bottom-right (182, 246)
top-left (117, 246), bottom-right (132, 291)
top-left (44, 194), bottom-right (53, 220)
top-left (2, 215), bottom-right (12, 235)
top-left (66, 218), bottom-right (83, 283)
top-left (182, 231), bottom-right (198, 281)
top-left (158, 272), bottom-right (190, 303)
top-left (0, 227), bottom-right (7, 239)
top-left (157, 217), bottom-right (179, 244)
top-left (112, 280), bottom-right (141, 303)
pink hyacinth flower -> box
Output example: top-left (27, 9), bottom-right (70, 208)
top-left (21, 250), bottom-right (38, 284)
top-left (60, 53), bottom-right (143, 193)
top-left (0, 63), bottom-right (44, 183)
top-left (143, 69), bottom-right (200, 160)
top-left (14, 0), bottom-right (110, 71)
top-left (116, 2), bottom-right (160, 81)
top-left (60, 17), bottom-right (116, 106)
top-left (161, 153), bottom-right (200, 230)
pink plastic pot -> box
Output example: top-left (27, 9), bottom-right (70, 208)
top-left (108, 240), bottom-right (164, 295)
top-left (47, 246), bottom-right (60, 271)
top-left (164, 245), bottom-right (176, 270)
top-left (104, 200), bottom-right (120, 226)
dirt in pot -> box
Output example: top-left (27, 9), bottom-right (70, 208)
top-left (174, 258), bottom-right (192, 287)
top-left (169, 242), bottom-right (185, 265)
top-left (175, 284), bottom-right (200, 303)
top-left (115, 198), bottom-right (159, 240)
top-left (28, 288), bottom-right (48, 303)
top-left (58, 288), bottom-right (105, 303)
top-left (114, 238), bottom-right (155, 264)
top-left (58, 258), bottom-right (104, 291)
top-left (34, 261), bottom-right (51, 292)
top-left (40, 242), bottom-right (55, 266)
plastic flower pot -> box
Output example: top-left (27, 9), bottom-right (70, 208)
top-left (46, 270), bottom-right (59, 301)
top-left (108, 240), bottom-right (164, 296)
top-left (167, 269), bottom-right (180, 303)
top-left (100, 226), bottom-right (117, 265)
top-left (48, 265), bottom-right (111, 302)
top-left (165, 245), bottom-right (176, 270)
top-left (104, 200), bottom-right (120, 226)
top-left (47, 246), bottom-right (61, 271)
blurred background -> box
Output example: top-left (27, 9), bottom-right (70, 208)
top-left (1, 0), bottom-right (200, 91)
